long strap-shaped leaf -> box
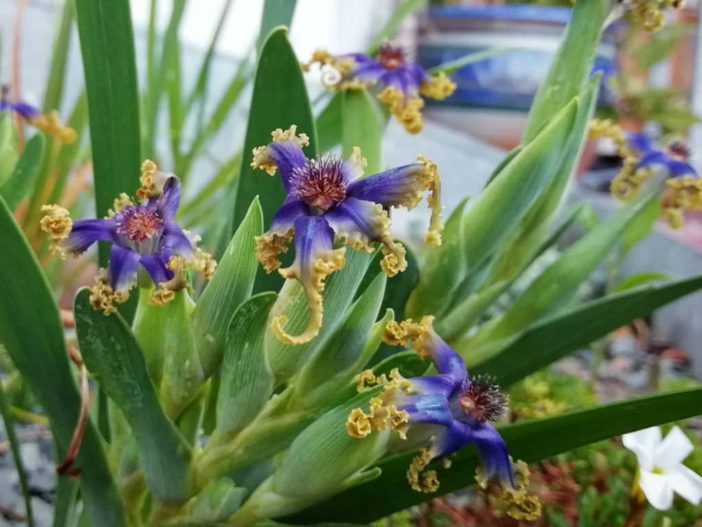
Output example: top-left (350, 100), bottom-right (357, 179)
top-left (0, 197), bottom-right (126, 526)
top-left (74, 289), bottom-right (193, 503)
top-left (74, 0), bottom-right (141, 266)
top-left (472, 276), bottom-right (702, 385)
top-left (256, 0), bottom-right (297, 52)
top-left (287, 387), bottom-right (702, 524)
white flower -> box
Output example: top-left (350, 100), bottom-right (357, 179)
top-left (623, 425), bottom-right (702, 510)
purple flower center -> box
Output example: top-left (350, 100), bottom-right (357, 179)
top-left (458, 377), bottom-right (507, 424)
top-left (290, 156), bottom-right (347, 212)
top-left (377, 44), bottom-right (406, 70)
top-left (116, 206), bottom-right (164, 243)
top-left (666, 140), bottom-right (690, 162)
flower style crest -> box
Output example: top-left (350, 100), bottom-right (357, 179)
top-left (253, 126), bottom-right (443, 345)
top-left (40, 160), bottom-right (216, 314)
top-left (1, 86), bottom-right (77, 143)
top-left (590, 120), bottom-right (702, 228)
top-left (303, 44), bottom-right (456, 134)
top-left (347, 316), bottom-right (515, 495)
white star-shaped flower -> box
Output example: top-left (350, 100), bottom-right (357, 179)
top-left (623, 425), bottom-right (702, 510)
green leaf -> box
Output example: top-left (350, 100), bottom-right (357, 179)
top-left (427, 47), bottom-right (514, 76)
top-left (315, 93), bottom-right (343, 154)
top-left (48, 92), bottom-right (89, 205)
top-left (367, 0), bottom-right (427, 55)
top-left (471, 276), bottom-right (702, 386)
top-left (287, 387), bottom-right (702, 524)
top-left (53, 476), bottom-right (79, 527)
top-left (634, 24), bottom-right (696, 70)
top-left (0, 113), bottom-right (19, 187)
top-left (43, 0), bottom-right (75, 113)
top-left (193, 197), bottom-right (263, 377)
top-left (74, 288), bottom-right (192, 503)
top-left (412, 98), bottom-right (578, 319)
top-left (523, 0), bottom-right (609, 143)
top-left (214, 293), bottom-right (276, 438)
top-left (74, 0), bottom-right (141, 265)
top-left (470, 187), bottom-right (663, 347)
top-left (257, 0), bottom-right (298, 52)
top-left (613, 272), bottom-right (670, 293)
top-left (407, 197), bottom-right (468, 319)
top-left (622, 194), bottom-right (662, 254)
top-left (0, 382), bottom-right (33, 526)
top-left (485, 77), bottom-right (600, 289)
top-left (0, 197), bottom-right (126, 526)
top-left (0, 133), bottom-right (45, 210)
top-left (294, 272), bottom-right (387, 408)
top-left (231, 28), bottom-right (317, 293)
top-left (342, 90), bottom-right (385, 174)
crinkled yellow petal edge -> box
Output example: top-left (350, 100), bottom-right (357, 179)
top-left (271, 247), bottom-right (346, 346)
top-left (30, 111), bottom-right (77, 144)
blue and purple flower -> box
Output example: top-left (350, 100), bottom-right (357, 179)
top-left (346, 316), bottom-right (514, 493)
top-left (621, 131), bottom-right (702, 228)
top-left (303, 44), bottom-right (456, 134)
top-left (40, 160), bottom-right (215, 313)
top-left (252, 125), bottom-right (442, 345)
top-left (1, 86), bottom-right (77, 143)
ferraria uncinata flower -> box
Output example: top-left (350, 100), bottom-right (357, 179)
top-left (252, 125), bottom-right (442, 346)
top-left (1, 86), bottom-right (77, 144)
top-left (303, 43), bottom-right (456, 134)
top-left (40, 160), bottom-right (215, 314)
top-left (590, 119), bottom-right (702, 228)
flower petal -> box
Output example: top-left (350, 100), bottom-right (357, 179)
top-left (10, 101), bottom-right (41, 120)
top-left (399, 393), bottom-right (454, 427)
top-left (271, 198), bottom-right (310, 234)
top-left (347, 162), bottom-right (430, 209)
top-left (654, 426), bottom-right (694, 469)
top-left (155, 176), bottom-right (181, 221)
top-left (270, 215), bottom-right (345, 345)
top-left (627, 132), bottom-right (655, 154)
top-left (251, 126), bottom-right (310, 192)
top-left (623, 426), bottom-right (662, 470)
top-left (419, 331), bottom-right (467, 388)
top-left (161, 221), bottom-right (193, 257)
top-left (639, 470), bottom-right (675, 510)
top-left (324, 196), bottom-right (407, 276)
top-left (107, 245), bottom-right (141, 292)
top-left (667, 160), bottom-right (697, 177)
top-left (411, 375), bottom-right (461, 399)
top-left (139, 250), bottom-right (174, 286)
top-left (637, 150), bottom-right (668, 170)
top-left (65, 218), bottom-right (116, 254)
top-left (668, 465), bottom-right (702, 505)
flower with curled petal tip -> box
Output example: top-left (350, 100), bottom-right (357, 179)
top-left (347, 316), bottom-right (514, 494)
top-left (40, 160), bottom-right (216, 314)
top-left (1, 86), bottom-right (77, 143)
top-left (253, 125), bottom-right (443, 346)
top-left (303, 44), bottom-right (456, 134)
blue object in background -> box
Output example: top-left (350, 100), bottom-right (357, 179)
top-left (419, 5), bottom-right (617, 111)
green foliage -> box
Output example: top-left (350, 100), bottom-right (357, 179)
top-left (74, 0), bottom-right (141, 264)
top-left (0, 198), bottom-right (125, 525)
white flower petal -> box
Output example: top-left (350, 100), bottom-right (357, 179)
top-left (639, 470), bottom-right (675, 510)
top-left (669, 465), bottom-right (702, 505)
top-left (654, 426), bottom-right (694, 469)
top-left (623, 427), bottom-right (661, 469)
